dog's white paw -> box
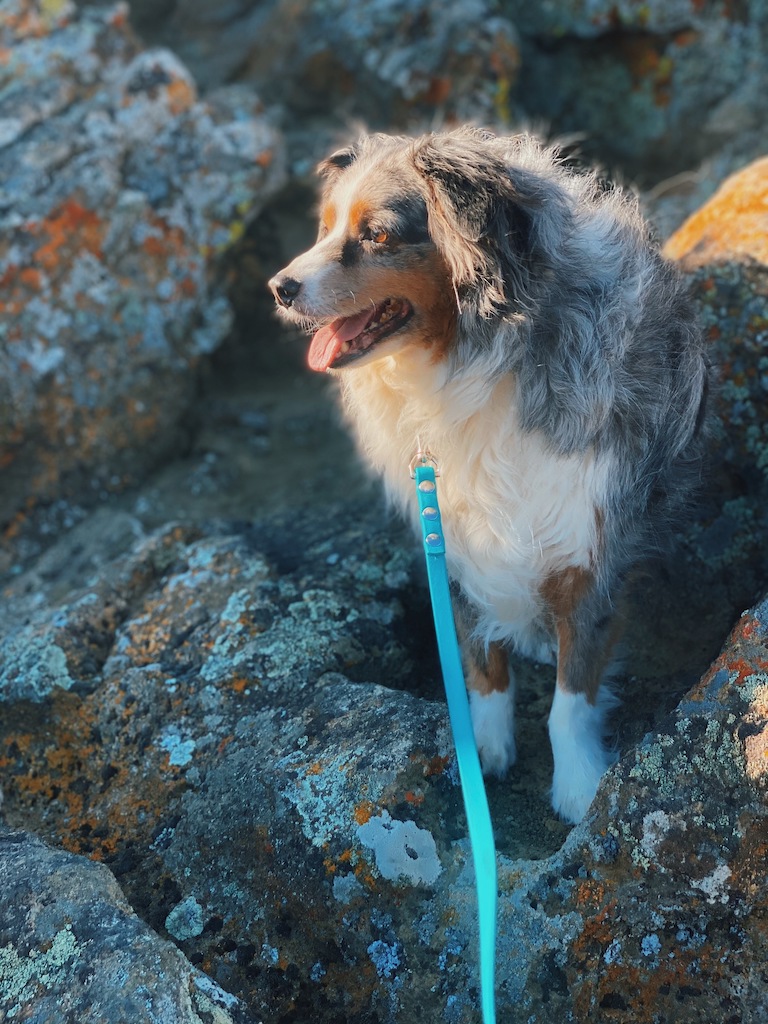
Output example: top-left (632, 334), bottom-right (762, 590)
top-left (469, 688), bottom-right (516, 778)
top-left (548, 688), bottom-right (617, 823)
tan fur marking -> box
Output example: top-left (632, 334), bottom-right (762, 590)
top-left (321, 251), bottom-right (456, 359)
top-left (541, 566), bottom-right (593, 621)
top-left (592, 503), bottom-right (606, 569)
top-left (465, 641), bottom-right (509, 696)
top-left (541, 566), bottom-right (599, 701)
top-left (453, 605), bottom-right (509, 696)
top-left (349, 199), bottom-right (371, 236)
top-left (321, 203), bottom-right (336, 233)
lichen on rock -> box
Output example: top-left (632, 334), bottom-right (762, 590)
top-left (0, 0), bottom-right (285, 525)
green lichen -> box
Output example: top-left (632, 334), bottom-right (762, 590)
top-left (0, 925), bottom-right (79, 1003)
top-left (738, 671), bottom-right (768, 703)
top-left (278, 746), bottom-right (368, 849)
top-left (165, 896), bottom-right (205, 940)
top-left (0, 630), bottom-right (74, 703)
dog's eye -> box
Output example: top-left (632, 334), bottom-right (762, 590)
top-left (363, 227), bottom-right (389, 245)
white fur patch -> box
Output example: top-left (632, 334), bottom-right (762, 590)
top-left (548, 687), bottom-right (617, 824)
top-left (340, 362), bottom-right (615, 657)
top-left (469, 686), bottom-right (516, 778)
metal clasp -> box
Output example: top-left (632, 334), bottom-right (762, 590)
top-left (408, 447), bottom-right (440, 480)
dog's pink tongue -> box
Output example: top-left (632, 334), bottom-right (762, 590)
top-left (308, 309), bottom-right (374, 372)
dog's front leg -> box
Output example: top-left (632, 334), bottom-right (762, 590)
top-left (453, 598), bottom-right (516, 778)
top-left (543, 568), bottom-right (621, 823)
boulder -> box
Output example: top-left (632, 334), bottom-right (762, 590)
top-left (501, 0), bottom-right (768, 178)
top-left (107, 0), bottom-right (768, 182)
top-left (497, 594), bottom-right (768, 1024)
top-left (1, 491), bottom-right (767, 1022)
top-left (0, 510), bottom-right (465, 1021)
top-left (0, 0), bottom-right (284, 526)
top-left (664, 156), bottom-right (768, 586)
top-left (0, 825), bottom-right (259, 1023)
top-left (99, 0), bottom-right (521, 131)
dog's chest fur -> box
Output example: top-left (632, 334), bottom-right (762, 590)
top-left (339, 350), bottom-right (614, 656)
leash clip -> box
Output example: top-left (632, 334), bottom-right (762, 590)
top-left (408, 447), bottom-right (440, 480)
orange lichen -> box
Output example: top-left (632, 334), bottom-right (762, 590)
top-left (573, 941), bottom-right (725, 1023)
top-left (353, 800), bottom-right (375, 825)
top-left (217, 733), bottom-right (234, 757)
top-left (33, 198), bottom-right (103, 269)
top-left (423, 753), bottom-right (450, 777)
top-left (571, 898), bottom-right (619, 959)
top-left (664, 157), bottom-right (768, 268)
top-left (729, 658), bottom-right (763, 685)
top-left (18, 266), bottom-right (42, 289)
top-left (404, 790), bottom-right (424, 806)
top-left (575, 879), bottom-right (608, 911)
top-left (166, 77), bottom-right (195, 115)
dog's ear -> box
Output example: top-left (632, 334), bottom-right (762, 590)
top-left (411, 132), bottom-right (527, 236)
top-left (317, 146), bottom-right (357, 180)
top-left (412, 133), bottom-right (558, 317)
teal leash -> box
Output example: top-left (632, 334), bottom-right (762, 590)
top-left (410, 450), bottom-right (497, 1024)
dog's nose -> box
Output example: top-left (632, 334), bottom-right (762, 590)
top-left (269, 274), bottom-right (302, 308)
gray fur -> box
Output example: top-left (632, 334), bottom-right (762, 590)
top-left (271, 128), bottom-right (713, 818)
top-left (328, 128), bottom-right (711, 590)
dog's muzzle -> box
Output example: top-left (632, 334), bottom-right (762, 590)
top-left (269, 274), bottom-right (301, 308)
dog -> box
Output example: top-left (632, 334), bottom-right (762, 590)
top-left (269, 128), bottom-right (710, 823)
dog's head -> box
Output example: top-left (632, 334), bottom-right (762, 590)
top-left (269, 129), bottom-right (565, 372)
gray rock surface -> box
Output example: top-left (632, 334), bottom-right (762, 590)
top-left (1, 5), bottom-right (768, 1022)
top-left (1, 495), bottom-right (767, 1021)
top-left (86, 0), bottom-right (768, 185)
top-left (82, 0), bottom-right (521, 135)
top-left (503, 0), bottom-right (768, 178)
top-left (0, 0), bottom-right (284, 525)
top-left (0, 826), bottom-right (259, 1023)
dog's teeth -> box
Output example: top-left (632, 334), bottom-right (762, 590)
top-left (340, 341), bottom-right (350, 353)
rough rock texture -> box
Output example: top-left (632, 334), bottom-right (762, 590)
top-left (664, 157), bottom-right (768, 580)
top-left (1, 503), bottom-right (767, 1022)
top-left (502, 0), bottom-right (768, 178)
top-left (664, 156), bottom-right (768, 268)
top-left (98, 0), bottom-right (768, 183)
top-left (502, 595), bottom-right (768, 1024)
top-left (0, 0), bottom-right (284, 526)
top-left (85, 0), bottom-right (521, 131)
top-left (1, 7), bottom-right (768, 1020)
top-left (0, 826), bottom-right (259, 1023)
top-left (0, 512), bottom-right (466, 1021)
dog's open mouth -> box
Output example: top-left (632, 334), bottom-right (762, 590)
top-left (307, 298), bottom-right (413, 372)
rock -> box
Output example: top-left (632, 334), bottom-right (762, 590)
top-left (103, 0), bottom-right (520, 132)
top-left (664, 156), bottom-right (768, 269)
top-left (491, 593), bottom-right (768, 1024)
top-left (2, 501), bottom-right (768, 1021)
top-left (501, 0), bottom-right (768, 178)
top-left (0, 509), bottom-right (464, 1020)
top-left (663, 156), bottom-right (768, 585)
top-left (0, 1), bottom-right (285, 526)
top-left (79, 0), bottom-right (768, 185)
top-left (0, 826), bottom-right (259, 1023)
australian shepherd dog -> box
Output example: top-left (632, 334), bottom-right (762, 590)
top-left (269, 128), bottom-right (710, 823)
